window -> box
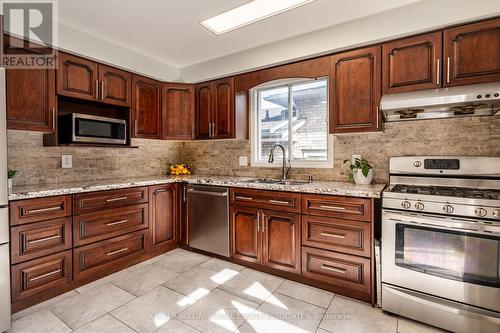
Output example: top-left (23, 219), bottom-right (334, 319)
top-left (251, 78), bottom-right (332, 167)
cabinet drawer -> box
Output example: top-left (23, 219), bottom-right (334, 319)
top-left (11, 250), bottom-right (72, 302)
top-left (302, 194), bottom-right (371, 222)
top-left (74, 187), bottom-right (148, 214)
top-left (10, 196), bottom-right (72, 226)
top-left (74, 204), bottom-right (149, 246)
top-left (74, 230), bottom-right (147, 280)
top-left (302, 246), bottom-right (371, 295)
top-left (11, 217), bottom-right (72, 264)
top-left (230, 188), bottom-right (301, 213)
top-left (302, 215), bottom-right (371, 257)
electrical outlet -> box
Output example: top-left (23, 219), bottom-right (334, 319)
top-left (239, 156), bottom-right (248, 166)
top-left (352, 154), bottom-right (361, 163)
top-left (61, 155), bottom-right (72, 169)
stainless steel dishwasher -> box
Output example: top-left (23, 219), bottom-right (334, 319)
top-left (187, 185), bottom-right (229, 257)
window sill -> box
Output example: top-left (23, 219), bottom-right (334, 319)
top-left (251, 161), bottom-right (333, 169)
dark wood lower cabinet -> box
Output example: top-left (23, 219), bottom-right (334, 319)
top-left (149, 184), bottom-right (178, 251)
top-left (230, 206), bottom-right (261, 264)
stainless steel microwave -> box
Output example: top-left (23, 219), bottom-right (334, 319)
top-left (59, 113), bottom-right (127, 145)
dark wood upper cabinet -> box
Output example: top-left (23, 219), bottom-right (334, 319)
top-left (162, 83), bottom-right (194, 140)
top-left (195, 82), bottom-right (213, 140)
top-left (57, 53), bottom-right (98, 101)
top-left (382, 31), bottom-right (443, 93)
top-left (98, 64), bottom-right (131, 107)
top-left (131, 75), bottom-right (162, 139)
top-left (149, 184), bottom-right (178, 250)
top-left (213, 77), bottom-right (235, 139)
top-left (5, 37), bottom-right (56, 132)
top-left (444, 18), bottom-right (500, 86)
top-left (330, 45), bottom-right (382, 134)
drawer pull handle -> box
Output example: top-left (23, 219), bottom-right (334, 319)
top-left (107, 247), bottom-right (128, 256)
top-left (319, 205), bottom-right (346, 211)
top-left (106, 219), bottom-right (128, 226)
top-left (235, 196), bottom-right (253, 201)
top-left (269, 200), bottom-right (289, 205)
top-left (320, 232), bottom-right (346, 239)
top-left (321, 265), bottom-right (346, 274)
top-left (154, 189), bottom-right (168, 194)
top-left (29, 269), bottom-right (61, 282)
top-left (28, 235), bottom-right (61, 244)
top-left (106, 197), bottom-right (128, 202)
top-left (25, 206), bottom-right (61, 214)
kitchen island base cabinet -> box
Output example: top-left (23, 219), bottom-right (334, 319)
top-left (149, 184), bottom-right (178, 252)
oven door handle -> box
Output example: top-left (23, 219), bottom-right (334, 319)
top-left (387, 218), bottom-right (500, 236)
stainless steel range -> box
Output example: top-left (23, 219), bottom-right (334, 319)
top-left (381, 156), bottom-right (500, 333)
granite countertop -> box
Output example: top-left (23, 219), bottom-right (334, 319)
top-left (8, 175), bottom-right (387, 201)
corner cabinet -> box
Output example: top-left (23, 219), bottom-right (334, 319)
top-left (162, 83), bottom-right (195, 140)
top-left (330, 45), bottom-right (382, 134)
top-left (444, 18), bottom-right (500, 86)
top-left (149, 184), bottom-right (178, 251)
top-left (382, 31), bottom-right (442, 93)
top-left (195, 77), bottom-right (235, 140)
top-left (131, 75), bottom-right (162, 139)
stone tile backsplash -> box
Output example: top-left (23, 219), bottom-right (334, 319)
top-left (7, 115), bottom-right (499, 186)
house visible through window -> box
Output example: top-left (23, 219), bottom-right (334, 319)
top-left (251, 78), bottom-right (331, 167)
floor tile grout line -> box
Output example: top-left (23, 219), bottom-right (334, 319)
top-left (272, 288), bottom-right (333, 310)
top-left (108, 311), bottom-right (141, 333)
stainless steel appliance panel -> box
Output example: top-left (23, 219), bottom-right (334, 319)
top-left (0, 244), bottom-right (10, 332)
top-left (0, 208), bottom-right (8, 245)
top-left (0, 69), bottom-right (7, 206)
top-left (187, 185), bottom-right (229, 257)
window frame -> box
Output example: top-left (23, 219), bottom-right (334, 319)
top-left (250, 77), bottom-right (333, 169)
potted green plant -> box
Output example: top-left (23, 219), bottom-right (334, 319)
top-left (7, 169), bottom-right (17, 189)
top-left (343, 158), bottom-right (374, 185)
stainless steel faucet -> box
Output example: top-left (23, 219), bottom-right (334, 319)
top-left (268, 144), bottom-right (291, 180)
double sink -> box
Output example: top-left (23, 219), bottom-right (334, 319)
top-left (243, 178), bottom-right (311, 186)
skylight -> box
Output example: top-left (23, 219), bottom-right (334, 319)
top-left (201, 0), bottom-right (316, 35)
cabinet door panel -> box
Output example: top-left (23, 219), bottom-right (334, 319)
top-left (382, 32), bottom-right (442, 93)
top-left (230, 206), bottom-right (261, 264)
top-left (162, 83), bottom-right (194, 140)
top-left (262, 210), bottom-right (300, 274)
top-left (330, 46), bottom-right (381, 133)
top-left (444, 18), bottom-right (500, 86)
top-left (195, 82), bottom-right (212, 139)
top-left (99, 65), bottom-right (131, 106)
top-left (132, 75), bottom-right (162, 139)
top-left (57, 53), bottom-right (98, 101)
top-left (150, 184), bottom-right (178, 249)
top-left (213, 78), bottom-right (234, 139)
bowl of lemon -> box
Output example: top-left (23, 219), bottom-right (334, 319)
top-left (168, 164), bottom-right (192, 175)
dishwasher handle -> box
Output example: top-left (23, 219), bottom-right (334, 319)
top-left (187, 188), bottom-right (228, 197)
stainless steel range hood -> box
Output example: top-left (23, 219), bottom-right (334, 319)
top-left (381, 82), bottom-right (500, 122)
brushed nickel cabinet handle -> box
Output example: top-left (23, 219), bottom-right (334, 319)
top-left (28, 235), bottom-right (61, 244)
top-left (154, 189), bottom-right (168, 194)
top-left (52, 107), bottom-right (56, 128)
top-left (106, 196), bottom-right (128, 202)
top-left (320, 232), bottom-right (346, 239)
top-left (29, 269), bottom-right (61, 282)
top-left (321, 264), bottom-right (346, 274)
top-left (269, 200), bottom-right (289, 205)
top-left (446, 57), bottom-right (451, 84)
top-left (213, 123), bottom-right (216, 137)
top-left (100, 81), bottom-right (105, 100)
top-left (261, 213), bottom-right (265, 233)
top-left (106, 219), bottom-right (128, 226)
top-left (107, 247), bottom-right (128, 256)
top-left (25, 206), bottom-right (61, 214)
top-left (95, 80), bottom-right (99, 99)
top-left (235, 196), bottom-right (253, 201)
top-left (256, 212), bottom-right (260, 232)
top-left (319, 205), bottom-right (346, 211)
top-left (436, 59), bottom-right (440, 85)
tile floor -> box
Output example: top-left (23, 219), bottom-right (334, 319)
top-left (9, 248), bottom-right (447, 333)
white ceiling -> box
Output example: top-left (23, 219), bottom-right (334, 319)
top-left (58, 0), bottom-right (421, 69)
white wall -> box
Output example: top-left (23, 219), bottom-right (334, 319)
top-left (179, 0), bottom-right (500, 83)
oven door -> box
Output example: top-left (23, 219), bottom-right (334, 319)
top-left (73, 114), bottom-right (127, 145)
top-left (382, 209), bottom-right (500, 312)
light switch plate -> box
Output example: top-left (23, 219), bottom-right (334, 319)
top-left (239, 156), bottom-right (248, 166)
top-left (61, 155), bottom-right (72, 169)
top-left (352, 154), bottom-right (361, 163)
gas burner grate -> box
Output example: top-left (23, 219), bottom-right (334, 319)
top-left (390, 184), bottom-right (500, 200)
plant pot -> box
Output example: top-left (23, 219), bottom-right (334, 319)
top-left (353, 169), bottom-right (373, 185)
top-left (7, 179), bottom-right (12, 189)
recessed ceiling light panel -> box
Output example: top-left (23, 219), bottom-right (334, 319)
top-left (201, 0), bottom-right (316, 35)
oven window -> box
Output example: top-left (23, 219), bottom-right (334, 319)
top-left (395, 224), bottom-right (500, 288)
top-left (76, 119), bottom-right (125, 139)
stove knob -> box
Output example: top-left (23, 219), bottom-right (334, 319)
top-left (443, 205), bottom-right (454, 214)
top-left (415, 202), bottom-right (425, 210)
top-left (413, 160), bottom-right (422, 168)
top-left (475, 208), bottom-right (487, 217)
top-left (492, 209), bottom-right (499, 218)
top-left (401, 201), bottom-right (411, 209)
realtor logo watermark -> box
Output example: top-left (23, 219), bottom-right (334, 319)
top-left (1, 0), bottom-right (58, 69)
